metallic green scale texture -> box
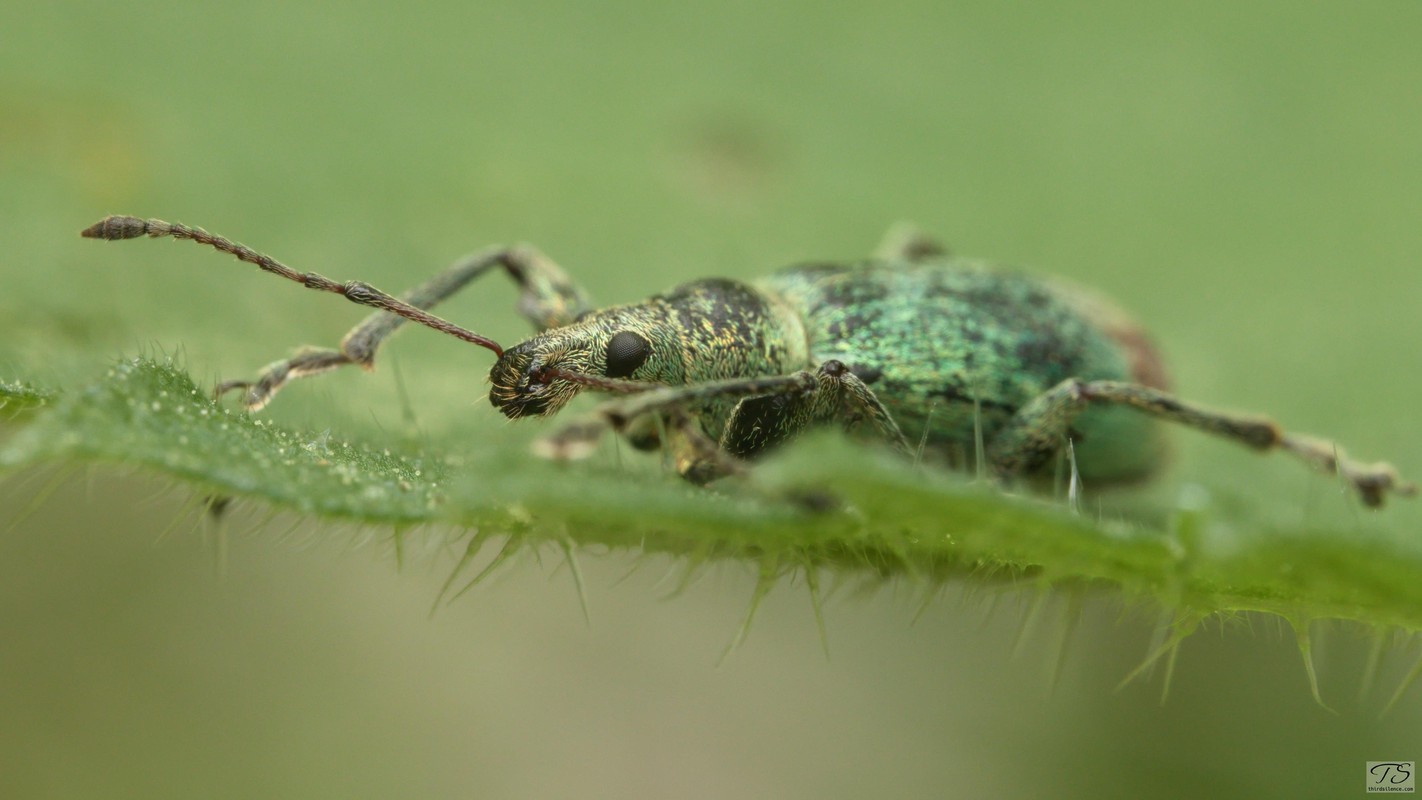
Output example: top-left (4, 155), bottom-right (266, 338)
top-left (640, 279), bottom-right (810, 439)
top-left (81, 216), bottom-right (1414, 506)
top-left (758, 261), bottom-right (1168, 482)
top-left (510, 261), bottom-right (1165, 484)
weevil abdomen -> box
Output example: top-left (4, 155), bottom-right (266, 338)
top-left (758, 260), bottom-right (1170, 482)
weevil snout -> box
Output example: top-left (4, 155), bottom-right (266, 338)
top-left (487, 339), bottom-right (585, 419)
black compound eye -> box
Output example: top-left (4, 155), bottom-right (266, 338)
top-left (605, 330), bottom-right (651, 378)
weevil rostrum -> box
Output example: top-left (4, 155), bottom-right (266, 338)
top-left (82, 215), bottom-right (1415, 507)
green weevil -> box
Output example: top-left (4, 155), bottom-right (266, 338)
top-left (81, 215), bottom-right (1414, 506)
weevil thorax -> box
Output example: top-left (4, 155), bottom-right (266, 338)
top-left (487, 278), bottom-right (809, 423)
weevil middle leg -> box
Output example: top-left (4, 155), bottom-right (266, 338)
top-left (990, 378), bottom-right (1418, 507)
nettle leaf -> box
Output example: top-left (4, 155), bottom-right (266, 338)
top-left (4, 356), bottom-right (1422, 640)
top-left (0, 380), bottom-right (55, 417)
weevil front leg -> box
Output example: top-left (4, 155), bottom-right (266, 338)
top-left (535, 373), bottom-right (818, 465)
top-left (991, 379), bottom-right (1417, 507)
top-left (537, 360), bottom-right (911, 483)
top-left (717, 360), bottom-right (909, 456)
top-left (687, 360), bottom-right (912, 483)
top-left (217, 243), bottom-right (592, 410)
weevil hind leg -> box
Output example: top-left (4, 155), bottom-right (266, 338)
top-left (219, 244), bottom-right (592, 410)
top-left (990, 378), bottom-right (1416, 507)
top-left (874, 222), bottom-right (950, 262)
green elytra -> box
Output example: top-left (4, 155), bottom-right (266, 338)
top-left (81, 216), bottom-right (1414, 506)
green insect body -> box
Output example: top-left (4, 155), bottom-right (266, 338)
top-left (80, 216), bottom-right (1414, 506)
top-left (760, 262), bottom-right (1169, 482)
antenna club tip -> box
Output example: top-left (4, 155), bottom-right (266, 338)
top-left (81, 215), bottom-right (152, 240)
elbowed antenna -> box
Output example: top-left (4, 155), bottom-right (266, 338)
top-left (81, 215), bottom-right (506, 358)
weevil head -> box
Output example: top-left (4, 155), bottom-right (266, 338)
top-left (487, 304), bottom-right (683, 419)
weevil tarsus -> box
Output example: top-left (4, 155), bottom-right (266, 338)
top-left (215, 349), bottom-right (352, 412)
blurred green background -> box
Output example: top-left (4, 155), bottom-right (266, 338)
top-left (3, 1), bottom-right (1421, 797)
